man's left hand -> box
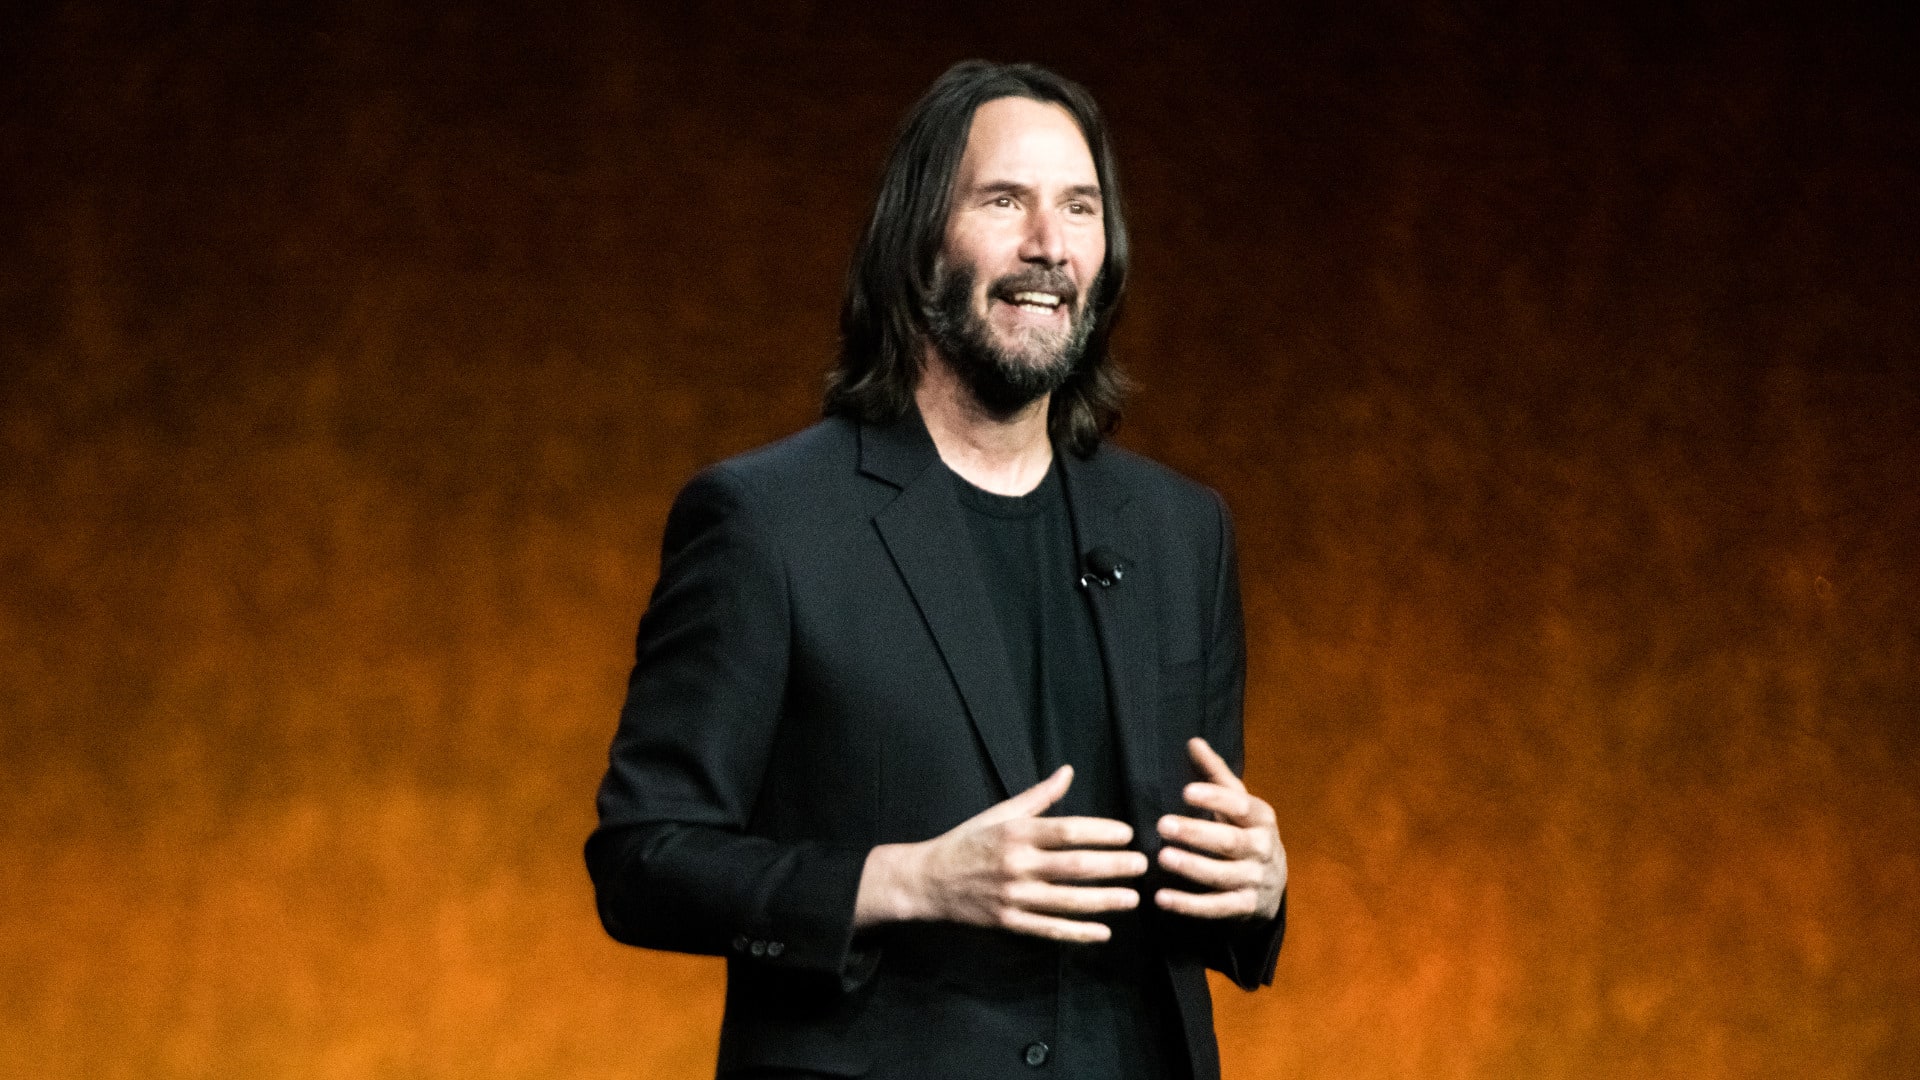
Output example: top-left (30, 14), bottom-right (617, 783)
top-left (1153, 737), bottom-right (1287, 921)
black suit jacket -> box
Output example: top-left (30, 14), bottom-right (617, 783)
top-left (587, 410), bottom-right (1283, 1079)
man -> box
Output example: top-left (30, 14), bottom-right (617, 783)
top-left (587, 61), bottom-right (1286, 1080)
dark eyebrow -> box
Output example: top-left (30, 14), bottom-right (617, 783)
top-left (967, 180), bottom-right (1104, 205)
top-left (970, 180), bottom-right (1033, 200)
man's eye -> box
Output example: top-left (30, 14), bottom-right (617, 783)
top-left (992, 195), bottom-right (1014, 207)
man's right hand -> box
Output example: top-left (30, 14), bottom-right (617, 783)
top-left (853, 765), bottom-right (1147, 943)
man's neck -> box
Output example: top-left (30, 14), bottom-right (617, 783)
top-left (915, 349), bottom-right (1054, 497)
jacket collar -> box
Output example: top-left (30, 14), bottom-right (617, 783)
top-left (856, 407), bottom-right (942, 491)
top-left (863, 408), bottom-right (1036, 800)
top-left (1058, 442), bottom-right (1167, 843)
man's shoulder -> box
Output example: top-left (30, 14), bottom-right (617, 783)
top-left (711, 415), bottom-right (860, 489)
top-left (1081, 441), bottom-right (1226, 518)
top-left (671, 416), bottom-right (867, 529)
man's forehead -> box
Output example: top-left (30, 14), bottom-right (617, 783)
top-left (958, 96), bottom-right (1098, 185)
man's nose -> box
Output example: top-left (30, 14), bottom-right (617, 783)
top-left (1018, 206), bottom-right (1067, 267)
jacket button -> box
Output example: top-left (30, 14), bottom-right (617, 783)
top-left (765, 941), bottom-right (785, 957)
top-left (1023, 1041), bottom-right (1050, 1067)
top-left (749, 940), bottom-right (767, 957)
top-left (731, 935), bottom-right (750, 953)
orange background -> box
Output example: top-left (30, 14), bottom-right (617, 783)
top-left (3, 3), bottom-right (1916, 1077)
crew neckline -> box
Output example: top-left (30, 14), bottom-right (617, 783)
top-left (948, 459), bottom-right (1060, 518)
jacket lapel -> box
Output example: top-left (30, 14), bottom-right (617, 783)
top-left (861, 416), bottom-right (1039, 801)
top-left (1060, 448), bottom-right (1166, 837)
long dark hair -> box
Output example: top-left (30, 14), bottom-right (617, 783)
top-left (824, 60), bottom-right (1131, 457)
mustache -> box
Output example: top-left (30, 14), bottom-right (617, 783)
top-left (988, 268), bottom-right (1080, 308)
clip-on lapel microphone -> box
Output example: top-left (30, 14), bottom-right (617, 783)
top-left (1078, 547), bottom-right (1126, 590)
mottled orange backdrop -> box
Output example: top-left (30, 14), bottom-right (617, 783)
top-left (2, 3), bottom-right (1915, 1077)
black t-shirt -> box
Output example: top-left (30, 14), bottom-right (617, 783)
top-left (952, 461), bottom-right (1185, 1080)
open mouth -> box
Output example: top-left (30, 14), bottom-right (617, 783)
top-left (991, 277), bottom-right (1077, 317)
top-left (1005, 290), bottom-right (1064, 314)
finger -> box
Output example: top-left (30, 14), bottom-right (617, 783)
top-left (1153, 886), bottom-right (1262, 920)
top-left (1006, 880), bottom-right (1142, 915)
top-left (998, 908), bottom-right (1114, 944)
top-left (1188, 738), bottom-right (1245, 793)
top-left (1156, 845), bottom-right (1263, 891)
top-left (1158, 814), bottom-right (1259, 860)
top-left (972, 765), bottom-right (1073, 827)
top-left (1182, 782), bottom-right (1269, 827)
top-left (1025, 815), bottom-right (1135, 850)
top-left (1028, 848), bottom-right (1149, 882)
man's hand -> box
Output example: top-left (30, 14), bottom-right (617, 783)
top-left (1153, 738), bottom-right (1287, 921)
top-left (855, 765), bottom-right (1148, 943)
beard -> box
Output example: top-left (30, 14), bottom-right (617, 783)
top-left (923, 260), bottom-right (1097, 417)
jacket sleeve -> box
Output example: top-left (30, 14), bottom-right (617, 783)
top-left (1191, 490), bottom-right (1287, 989)
top-left (584, 464), bottom-right (872, 984)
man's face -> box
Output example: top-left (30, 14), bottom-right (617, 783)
top-left (926, 96), bottom-right (1107, 414)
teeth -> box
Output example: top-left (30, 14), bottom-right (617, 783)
top-left (1009, 291), bottom-right (1061, 307)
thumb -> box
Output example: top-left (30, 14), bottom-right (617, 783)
top-left (971, 764), bottom-right (1073, 826)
